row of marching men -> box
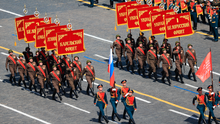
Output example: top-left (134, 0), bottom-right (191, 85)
top-left (112, 34), bottom-right (197, 86)
top-left (94, 80), bottom-right (137, 124)
top-left (193, 85), bottom-right (220, 124)
top-left (5, 47), bottom-right (97, 101)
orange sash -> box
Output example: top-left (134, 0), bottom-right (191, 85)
top-left (57, 65), bottom-right (64, 74)
top-left (18, 60), bottom-right (26, 69)
top-left (149, 50), bottom-right (157, 60)
top-left (176, 50), bottom-right (182, 63)
top-left (187, 50), bottom-right (196, 61)
top-left (73, 61), bottom-right (81, 72)
top-left (8, 55), bottom-right (16, 64)
top-left (38, 66), bottom-right (46, 77)
top-left (115, 40), bottom-right (123, 49)
top-left (98, 92), bottom-right (106, 104)
top-left (26, 52), bottom-right (30, 59)
top-left (86, 65), bottom-right (94, 76)
top-left (52, 71), bottom-right (60, 82)
top-left (126, 44), bottom-right (134, 54)
top-left (28, 62), bottom-right (35, 71)
top-left (138, 47), bottom-right (145, 56)
top-left (51, 54), bottom-right (58, 64)
top-left (162, 54), bottom-right (170, 66)
top-left (69, 67), bottom-right (76, 80)
top-left (40, 51), bottom-right (46, 59)
top-left (197, 95), bottom-right (206, 106)
top-left (122, 87), bottom-right (129, 96)
top-left (63, 58), bottom-right (70, 67)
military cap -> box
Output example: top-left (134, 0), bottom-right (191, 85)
top-left (38, 60), bottom-right (43, 63)
top-left (162, 48), bottom-right (166, 51)
top-left (52, 65), bottom-right (56, 68)
top-left (175, 41), bottom-right (180, 44)
top-left (127, 33), bottom-right (132, 37)
top-left (163, 38), bottom-right (168, 41)
top-left (19, 54), bottom-right (23, 58)
top-left (29, 57), bottom-right (33, 60)
top-left (129, 89), bottom-right (134, 93)
top-left (74, 56), bottom-right (79, 59)
top-left (8, 49), bottom-right (13, 53)
top-left (116, 35), bottom-right (121, 38)
top-left (35, 50), bottom-right (39, 54)
top-left (207, 85), bottom-right (213, 89)
top-left (97, 84), bottom-right (103, 89)
top-left (149, 44), bottom-right (153, 47)
top-left (151, 35), bottom-right (155, 38)
top-left (197, 87), bottom-right (203, 91)
top-left (121, 80), bottom-right (127, 84)
top-left (139, 42), bottom-right (143, 45)
top-left (86, 60), bottom-right (92, 64)
top-left (188, 44), bottom-right (192, 47)
top-left (126, 38), bottom-right (130, 41)
top-left (25, 47), bottom-right (30, 50)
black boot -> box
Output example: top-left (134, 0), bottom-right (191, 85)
top-left (48, 80), bottom-right (53, 91)
top-left (188, 69), bottom-right (192, 79)
top-left (96, 0), bottom-right (98, 3)
top-left (57, 92), bottom-right (62, 101)
top-left (123, 109), bottom-right (127, 119)
top-left (131, 118), bottom-right (136, 124)
top-left (142, 68), bottom-right (145, 78)
top-left (198, 115), bottom-right (202, 124)
top-left (13, 76), bottom-right (16, 85)
top-left (98, 112), bottom-right (102, 123)
top-left (115, 60), bottom-right (118, 67)
top-left (70, 90), bottom-right (73, 98)
top-left (22, 80), bottom-right (27, 88)
top-left (203, 119), bottom-right (207, 124)
top-left (148, 68), bottom-right (152, 78)
top-left (195, 23), bottom-right (197, 30)
top-left (208, 112), bottom-right (211, 124)
top-left (167, 76), bottom-right (171, 86)
top-left (138, 68), bottom-right (141, 75)
top-left (162, 75), bottom-right (165, 83)
top-left (18, 78), bottom-right (21, 86)
top-left (192, 72), bottom-right (197, 82)
top-left (90, 88), bottom-right (95, 96)
top-left (129, 119), bottom-right (131, 124)
top-left (39, 88), bottom-right (42, 96)
top-left (29, 82), bottom-right (32, 91)
top-left (86, 85), bottom-right (90, 95)
top-left (110, 0), bottom-right (113, 8)
top-left (111, 110), bottom-right (115, 121)
top-left (154, 72), bottom-right (157, 82)
top-left (175, 69), bottom-right (179, 81)
top-left (127, 64), bottom-right (130, 71)
top-left (180, 74), bottom-right (184, 83)
top-left (119, 61), bottom-right (123, 70)
top-left (115, 113), bottom-right (121, 121)
top-left (9, 75), bottom-right (13, 84)
top-left (33, 84), bottom-right (37, 92)
top-left (213, 117), bottom-right (219, 124)
top-left (131, 65), bottom-right (134, 74)
top-left (103, 115), bottom-right (109, 123)
top-left (52, 90), bottom-right (56, 100)
top-left (42, 88), bottom-right (46, 98)
top-left (73, 90), bottom-right (79, 98)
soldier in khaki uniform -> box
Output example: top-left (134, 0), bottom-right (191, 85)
top-left (5, 49), bottom-right (17, 85)
top-left (66, 62), bottom-right (78, 98)
top-left (148, 36), bottom-right (159, 54)
top-left (81, 60), bottom-right (95, 96)
top-left (134, 42), bottom-right (146, 77)
top-left (26, 57), bottom-right (37, 92)
top-left (184, 44), bottom-right (197, 82)
top-left (147, 44), bottom-right (157, 81)
top-left (173, 44), bottom-right (185, 83)
top-left (112, 35), bottom-right (125, 69)
top-left (17, 54), bottom-right (27, 88)
top-left (22, 47), bottom-right (33, 63)
top-left (73, 56), bottom-right (82, 91)
top-left (36, 60), bottom-right (49, 98)
top-left (50, 65), bottom-right (62, 101)
top-left (123, 38), bottom-right (135, 74)
top-left (157, 48), bottom-right (172, 86)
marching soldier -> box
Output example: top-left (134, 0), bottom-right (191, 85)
top-left (66, 62), bottom-right (78, 98)
top-left (62, 55), bottom-right (71, 87)
top-left (33, 51), bottom-right (41, 66)
top-left (50, 50), bottom-right (59, 66)
top-left (192, 87), bottom-right (207, 124)
top-left (112, 34), bottom-right (125, 69)
top-left (110, 0), bottom-right (114, 8)
top-left (50, 65), bottom-right (62, 101)
top-left (121, 90), bottom-right (137, 124)
top-left (172, 41), bottom-right (183, 62)
top-left (17, 54), bottom-right (27, 88)
top-left (157, 48), bottom-right (172, 86)
top-left (211, 9), bottom-right (219, 42)
top-left (136, 32), bottom-right (147, 48)
top-left (81, 60), bottom-right (95, 96)
top-left (5, 49), bottom-right (17, 85)
top-left (134, 42), bottom-right (146, 77)
top-left (73, 56), bottom-right (82, 91)
top-left (160, 38), bottom-right (172, 56)
top-left (36, 60), bottom-right (49, 98)
top-left (119, 80), bottom-right (130, 119)
top-left (125, 33), bottom-right (135, 48)
top-left (124, 38), bottom-right (135, 74)
top-left (190, 0), bottom-right (197, 30)
top-left (107, 84), bottom-right (121, 121)
top-left (22, 47), bottom-right (33, 63)
top-left (57, 58), bottom-right (66, 86)
top-left (205, 1), bottom-right (213, 34)
top-left (184, 44), bottom-right (197, 82)
top-left (94, 84), bottom-right (109, 123)
top-left (26, 57), bottom-right (37, 92)
top-left (39, 47), bottom-right (47, 60)
top-left (150, 36), bottom-right (159, 54)
top-left (205, 85), bottom-right (219, 124)
top-left (147, 44), bottom-right (157, 81)
top-left (173, 44), bottom-right (185, 83)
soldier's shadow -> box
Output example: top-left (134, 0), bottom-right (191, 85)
top-left (183, 114), bottom-right (199, 124)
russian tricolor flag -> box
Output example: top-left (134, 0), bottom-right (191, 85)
top-left (108, 49), bottom-right (115, 87)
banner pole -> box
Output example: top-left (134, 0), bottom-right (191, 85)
top-left (210, 48), bottom-right (214, 106)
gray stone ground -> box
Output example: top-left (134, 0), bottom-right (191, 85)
top-left (0, 0), bottom-right (220, 124)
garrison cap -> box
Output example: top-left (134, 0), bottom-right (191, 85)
top-left (129, 89), bottom-right (134, 93)
top-left (8, 49), bottom-right (13, 53)
top-left (121, 80), bottom-right (127, 84)
top-left (175, 41), bottom-right (180, 44)
top-left (127, 33), bottom-right (132, 37)
top-left (35, 50), bottom-right (39, 54)
top-left (97, 84), bottom-right (103, 89)
top-left (19, 54), bottom-right (23, 57)
top-left (139, 42), bottom-right (143, 45)
top-left (197, 87), bottom-right (203, 91)
top-left (38, 60), bottom-right (43, 63)
top-left (86, 60), bottom-right (91, 64)
top-left (74, 56), bottom-right (79, 59)
top-left (116, 35), bottom-right (121, 38)
top-left (188, 44), bottom-right (192, 47)
top-left (162, 48), bottom-right (166, 51)
top-left (149, 44), bottom-right (153, 47)
top-left (29, 57), bottom-right (33, 60)
top-left (207, 85), bottom-right (213, 89)
top-left (126, 38), bottom-right (130, 41)
top-left (52, 65), bottom-right (56, 68)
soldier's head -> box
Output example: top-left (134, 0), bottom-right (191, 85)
top-left (139, 32), bottom-right (144, 36)
top-left (128, 90), bottom-right (134, 96)
top-left (25, 47), bottom-right (30, 52)
top-left (63, 55), bottom-right (67, 58)
top-left (162, 48), bottom-right (167, 54)
top-left (207, 1), bottom-right (211, 5)
top-left (19, 54), bottom-right (23, 59)
top-left (86, 60), bottom-right (92, 65)
top-left (163, 38), bottom-right (168, 43)
top-left (127, 38), bottom-right (131, 44)
top-left (52, 65), bottom-right (57, 70)
top-left (74, 56), bottom-right (79, 61)
top-left (41, 47), bottom-right (45, 51)
top-left (149, 44), bottom-right (153, 50)
top-left (97, 84), bottom-right (103, 91)
top-left (191, 0), bottom-right (195, 2)
top-left (213, 9), bottom-right (217, 14)
top-left (170, 0), bottom-right (173, 4)
top-left (176, 45), bottom-right (180, 50)
top-left (39, 60), bottom-right (43, 66)
top-left (36, 50), bottom-right (39, 56)
top-left (127, 33), bottom-right (132, 38)
top-left (197, 87), bottom-right (203, 95)
top-left (51, 50), bottom-right (55, 54)
top-left (29, 57), bottom-right (33, 62)
top-left (57, 57), bottom-right (61, 63)
top-left (139, 42), bottom-right (143, 47)
top-left (207, 85), bottom-right (213, 92)
top-left (69, 62), bottom-right (73, 67)
top-left (8, 49), bottom-right (13, 55)
top-left (151, 36), bottom-right (155, 40)
top-left (116, 35), bottom-right (121, 40)
top-left (188, 44), bottom-right (192, 49)
top-left (121, 80), bottom-right (127, 87)
top-left (162, 42), bottom-right (166, 47)
top-left (175, 41), bottom-right (180, 46)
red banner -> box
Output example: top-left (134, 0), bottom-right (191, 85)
top-left (127, 5), bottom-right (150, 29)
top-left (181, 1), bottom-right (188, 10)
top-left (155, 0), bottom-right (161, 5)
top-left (15, 15), bottom-right (36, 40)
top-left (196, 51), bottom-right (212, 83)
top-left (164, 12), bottom-right (194, 39)
top-left (45, 25), bottom-right (69, 51)
top-left (196, 5), bottom-right (203, 16)
top-left (24, 18), bottom-right (51, 43)
top-left (56, 29), bottom-right (86, 55)
top-left (115, 1), bottom-right (138, 26)
top-left (137, 6), bottom-right (163, 31)
top-left (151, 9), bottom-right (176, 35)
top-left (35, 23), bottom-right (57, 48)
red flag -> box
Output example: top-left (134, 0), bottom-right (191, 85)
top-left (196, 51), bottom-right (212, 83)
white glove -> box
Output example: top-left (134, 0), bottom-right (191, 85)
top-left (211, 92), bottom-right (214, 95)
top-left (215, 27), bottom-right (217, 29)
top-left (125, 0), bottom-right (127, 2)
top-left (115, 101), bottom-right (118, 104)
top-left (184, 0), bottom-right (186, 2)
top-left (200, 4), bottom-right (203, 7)
top-left (210, 0), bottom-right (213, 2)
top-left (125, 93), bottom-right (129, 97)
top-left (112, 88), bottom-right (116, 91)
top-left (213, 106), bottom-right (216, 109)
top-left (218, 105), bottom-right (220, 107)
top-left (209, 17), bottom-right (211, 19)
